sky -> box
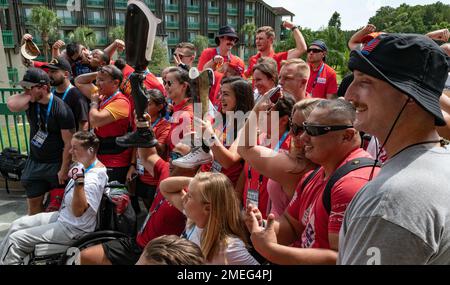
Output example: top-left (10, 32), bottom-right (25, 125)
top-left (263, 0), bottom-right (448, 30)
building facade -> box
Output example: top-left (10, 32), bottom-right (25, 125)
top-left (0, 0), bottom-right (293, 86)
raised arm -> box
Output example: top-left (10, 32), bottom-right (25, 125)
top-left (348, 24), bottom-right (377, 50)
top-left (103, 39), bottom-right (125, 59)
top-left (283, 21), bottom-right (307, 59)
top-left (159, 176), bottom-right (192, 213)
top-left (6, 93), bottom-right (31, 112)
top-left (74, 72), bottom-right (98, 100)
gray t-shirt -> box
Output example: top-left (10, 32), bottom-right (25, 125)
top-left (338, 144), bottom-right (450, 265)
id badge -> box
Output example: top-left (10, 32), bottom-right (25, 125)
top-left (246, 189), bottom-right (259, 208)
top-left (136, 158), bottom-right (145, 175)
top-left (139, 212), bottom-right (151, 234)
top-left (31, 130), bottom-right (48, 148)
top-left (211, 160), bottom-right (222, 173)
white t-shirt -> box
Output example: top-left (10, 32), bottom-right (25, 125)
top-left (184, 225), bottom-right (260, 265)
top-left (58, 163), bottom-right (108, 237)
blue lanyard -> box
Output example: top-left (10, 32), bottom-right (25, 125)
top-left (151, 116), bottom-right (161, 128)
top-left (36, 94), bottom-right (54, 131)
top-left (52, 84), bottom-right (73, 102)
top-left (311, 63), bottom-right (325, 97)
top-left (216, 47), bottom-right (231, 62)
top-left (274, 130), bottom-right (289, 153)
top-left (84, 159), bottom-right (98, 174)
top-left (100, 90), bottom-right (120, 108)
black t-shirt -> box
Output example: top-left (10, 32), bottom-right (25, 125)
top-left (26, 95), bottom-right (76, 163)
top-left (53, 86), bottom-right (89, 130)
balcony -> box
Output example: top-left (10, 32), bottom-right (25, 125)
top-left (0, 0), bottom-right (9, 8)
top-left (208, 38), bottom-right (215, 46)
top-left (115, 18), bottom-right (125, 25)
top-left (88, 18), bottom-right (106, 26)
top-left (228, 7), bottom-right (237, 15)
top-left (227, 21), bottom-right (237, 27)
top-left (166, 21), bottom-right (179, 29)
top-left (115, 0), bottom-right (127, 9)
top-left (61, 17), bottom-right (77, 25)
top-left (2, 30), bottom-right (14, 48)
top-left (7, 67), bottom-right (19, 85)
top-left (208, 7), bottom-right (219, 14)
top-left (245, 9), bottom-right (254, 17)
top-left (87, 0), bottom-right (104, 7)
top-left (96, 38), bottom-right (107, 45)
top-left (207, 22), bottom-right (219, 30)
top-left (167, 38), bottom-right (179, 46)
top-left (187, 22), bottom-right (199, 29)
top-left (22, 0), bottom-right (43, 4)
top-left (55, 0), bottom-right (67, 5)
top-left (165, 4), bottom-right (178, 12)
top-left (187, 5), bottom-right (199, 13)
top-left (143, 0), bottom-right (156, 10)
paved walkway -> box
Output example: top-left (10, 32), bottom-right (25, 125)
top-left (0, 187), bottom-right (27, 242)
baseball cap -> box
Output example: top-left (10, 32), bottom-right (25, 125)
top-left (310, 40), bottom-right (328, 51)
top-left (226, 57), bottom-right (245, 77)
top-left (348, 33), bottom-right (450, 126)
top-left (19, 67), bottom-right (50, 89)
top-left (42, 56), bottom-right (72, 74)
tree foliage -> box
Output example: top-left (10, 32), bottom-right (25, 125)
top-left (328, 11), bottom-right (342, 30)
top-left (192, 35), bottom-right (209, 55)
top-left (68, 27), bottom-right (97, 49)
top-left (30, 6), bottom-right (61, 62)
top-left (147, 38), bottom-right (169, 76)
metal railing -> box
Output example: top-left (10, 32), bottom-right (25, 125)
top-left (2, 30), bottom-right (14, 48)
top-left (0, 88), bottom-right (29, 155)
top-left (0, 0), bottom-right (9, 8)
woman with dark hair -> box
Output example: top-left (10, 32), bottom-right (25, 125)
top-left (127, 89), bottom-right (171, 213)
top-left (173, 77), bottom-right (254, 186)
top-left (253, 57), bottom-right (278, 102)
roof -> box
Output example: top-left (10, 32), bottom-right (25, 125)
top-left (271, 7), bottom-right (295, 17)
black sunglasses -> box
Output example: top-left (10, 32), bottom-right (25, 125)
top-left (307, 48), bottom-right (323, 54)
top-left (289, 118), bottom-right (304, 136)
top-left (174, 53), bottom-right (186, 59)
top-left (163, 79), bottom-right (175, 87)
top-left (302, 122), bottom-right (353, 136)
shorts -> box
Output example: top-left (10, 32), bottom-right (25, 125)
top-left (21, 159), bottom-right (61, 198)
top-left (136, 179), bottom-right (157, 201)
top-left (102, 237), bottom-right (143, 265)
top-left (106, 166), bottom-right (129, 184)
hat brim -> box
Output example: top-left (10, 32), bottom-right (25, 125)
top-left (18, 80), bottom-right (39, 89)
top-left (20, 43), bottom-right (40, 60)
top-left (215, 34), bottom-right (239, 46)
top-left (349, 50), bottom-right (446, 126)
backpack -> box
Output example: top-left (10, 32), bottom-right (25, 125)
top-left (97, 182), bottom-right (137, 237)
top-left (0, 147), bottom-right (28, 181)
top-left (301, 157), bottom-right (380, 215)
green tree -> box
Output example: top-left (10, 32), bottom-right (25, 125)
top-left (68, 27), bottom-right (97, 49)
top-left (240, 22), bottom-right (257, 59)
top-left (147, 38), bottom-right (169, 76)
top-left (192, 35), bottom-right (209, 55)
top-left (108, 26), bottom-right (125, 41)
top-left (30, 6), bottom-right (61, 62)
top-left (328, 11), bottom-right (342, 30)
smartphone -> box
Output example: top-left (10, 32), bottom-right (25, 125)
top-left (267, 86), bottom-right (282, 104)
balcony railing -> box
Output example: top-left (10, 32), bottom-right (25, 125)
top-left (187, 22), bottom-right (199, 29)
top-left (61, 17), bottom-right (77, 25)
top-left (88, 18), bottom-right (106, 25)
top-left (166, 21), bottom-right (179, 29)
top-left (87, 0), bottom-right (104, 7)
top-left (22, 0), bottom-right (43, 4)
top-left (115, 0), bottom-right (127, 8)
top-left (207, 23), bottom-right (219, 30)
top-left (228, 7), bottom-right (238, 15)
top-left (7, 67), bottom-right (18, 85)
top-left (143, 0), bottom-right (156, 10)
top-left (115, 18), bottom-right (125, 25)
top-left (208, 7), bottom-right (219, 14)
top-left (208, 38), bottom-right (215, 46)
top-left (165, 4), bottom-right (178, 12)
top-left (55, 0), bottom-right (67, 5)
top-left (187, 5), bottom-right (199, 13)
top-left (2, 30), bottom-right (14, 48)
top-left (167, 38), bottom-right (179, 45)
top-left (245, 9), bottom-right (254, 17)
top-left (0, 0), bottom-right (9, 8)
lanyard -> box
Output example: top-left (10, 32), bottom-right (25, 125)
top-left (126, 68), bottom-right (150, 80)
top-left (36, 94), bottom-right (54, 131)
top-left (311, 63), bottom-right (325, 97)
top-left (84, 159), bottom-right (98, 174)
top-left (52, 84), bottom-right (73, 102)
top-left (62, 160), bottom-right (98, 208)
top-left (247, 131), bottom-right (289, 190)
top-left (151, 116), bottom-right (161, 128)
top-left (100, 90), bottom-right (119, 108)
top-left (216, 47), bottom-right (231, 62)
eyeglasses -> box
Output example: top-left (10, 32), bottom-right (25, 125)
top-left (307, 48), bottom-right (323, 54)
top-left (302, 122), bottom-right (353, 136)
top-left (173, 53), bottom-right (186, 59)
top-left (163, 79), bottom-right (175, 87)
top-left (289, 118), bottom-right (305, 136)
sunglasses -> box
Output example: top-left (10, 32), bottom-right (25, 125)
top-left (289, 118), bottom-right (305, 136)
top-left (163, 79), bottom-right (175, 87)
top-left (307, 48), bottom-right (323, 54)
top-left (23, 85), bottom-right (42, 91)
top-left (302, 122), bottom-right (353, 136)
top-left (174, 53), bottom-right (186, 59)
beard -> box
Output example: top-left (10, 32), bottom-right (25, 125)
top-left (50, 77), bottom-right (65, 86)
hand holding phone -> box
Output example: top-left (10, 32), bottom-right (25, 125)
top-left (267, 86), bottom-right (282, 104)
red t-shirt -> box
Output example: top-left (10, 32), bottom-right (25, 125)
top-left (167, 99), bottom-right (194, 152)
top-left (197, 47), bottom-right (242, 72)
top-left (287, 148), bottom-right (380, 249)
top-left (210, 71), bottom-right (223, 111)
top-left (244, 51), bottom-right (288, 78)
top-left (138, 118), bottom-right (171, 185)
top-left (242, 133), bottom-right (291, 219)
top-left (306, 63), bottom-right (338, 99)
top-left (136, 159), bottom-right (186, 248)
top-left (95, 91), bottom-right (132, 167)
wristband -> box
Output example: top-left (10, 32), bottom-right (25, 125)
top-left (75, 177), bottom-right (84, 187)
top-left (90, 102), bottom-right (99, 108)
top-left (291, 26), bottom-right (298, 31)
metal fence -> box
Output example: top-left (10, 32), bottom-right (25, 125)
top-left (0, 88), bottom-right (29, 155)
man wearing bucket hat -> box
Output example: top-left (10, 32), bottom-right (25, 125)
top-left (339, 33), bottom-right (450, 265)
top-left (197, 25), bottom-right (244, 73)
top-left (304, 40), bottom-right (338, 99)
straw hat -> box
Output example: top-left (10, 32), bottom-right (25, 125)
top-left (20, 40), bottom-right (40, 60)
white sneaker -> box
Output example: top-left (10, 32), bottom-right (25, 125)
top-left (172, 147), bottom-right (213, 168)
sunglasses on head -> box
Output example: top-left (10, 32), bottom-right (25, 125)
top-left (302, 122), bottom-right (353, 136)
top-left (307, 48), bottom-right (323, 54)
top-left (289, 118), bottom-right (305, 136)
top-left (163, 79), bottom-right (175, 87)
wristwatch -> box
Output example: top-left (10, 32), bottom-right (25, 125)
top-left (291, 26), bottom-right (299, 31)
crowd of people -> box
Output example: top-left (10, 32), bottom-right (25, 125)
top-left (0, 21), bottom-right (449, 265)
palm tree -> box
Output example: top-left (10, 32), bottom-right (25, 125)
top-left (240, 22), bottom-right (256, 59)
top-left (30, 6), bottom-right (61, 62)
top-left (192, 35), bottom-right (209, 55)
top-left (68, 27), bottom-right (97, 49)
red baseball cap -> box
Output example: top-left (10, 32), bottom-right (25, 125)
top-left (226, 57), bottom-right (245, 77)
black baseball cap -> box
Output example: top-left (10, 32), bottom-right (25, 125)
top-left (348, 33), bottom-right (450, 126)
top-left (310, 40), bottom-right (328, 51)
top-left (42, 56), bottom-right (72, 74)
top-left (19, 67), bottom-right (50, 89)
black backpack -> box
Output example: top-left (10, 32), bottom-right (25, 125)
top-left (301, 157), bottom-right (380, 215)
top-left (0, 147), bottom-right (28, 181)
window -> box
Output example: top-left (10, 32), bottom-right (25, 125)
top-left (227, 16), bottom-right (237, 25)
top-left (165, 14), bottom-right (178, 22)
top-left (165, 0), bottom-right (176, 5)
top-left (227, 1), bottom-right (237, 9)
top-left (208, 32), bottom-right (215, 39)
top-left (115, 12), bottom-right (125, 21)
top-left (246, 2), bottom-right (253, 10)
top-left (88, 10), bottom-right (103, 19)
top-left (24, 8), bottom-right (32, 17)
top-left (188, 15), bottom-right (198, 23)
top-left (168, 31), bottom-right (177, 38)
top-left (57, 9), bottom-right (73, 18)
top-left (208, 16), bottom-right (218, 23)
top-left (188, 0), bottom-right (199, 6)
top-left (208, 0), bottom-right (217, 8)
top-left (188, 32), bottom-right (197, 40)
